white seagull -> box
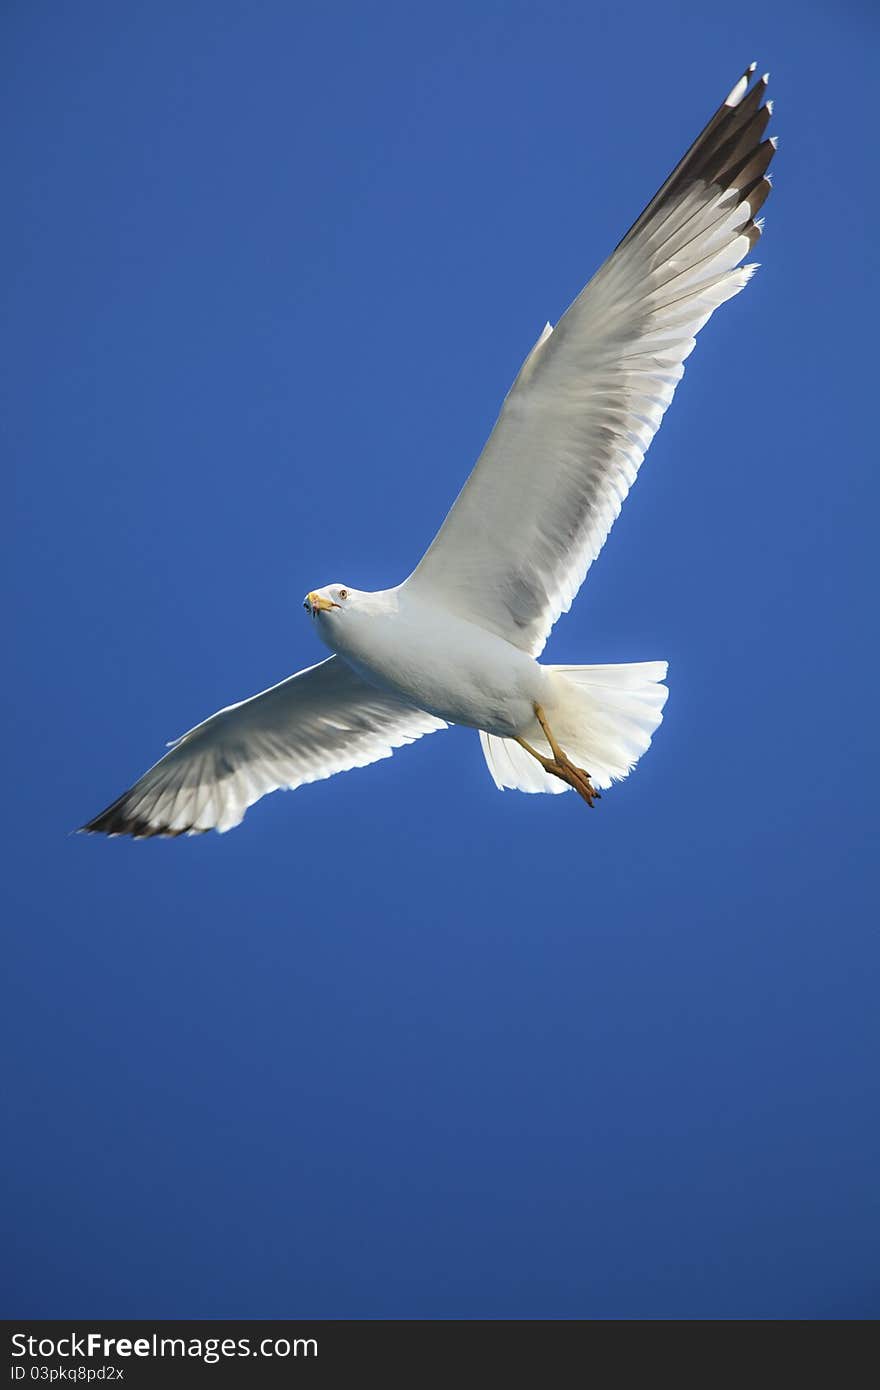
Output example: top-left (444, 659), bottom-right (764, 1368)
top-left (83, 65), bottom-right (776, 838)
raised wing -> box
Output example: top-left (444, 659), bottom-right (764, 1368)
top-left (406, 65), bottom-right (775, 656)
top-left (81, 657), bottom-right (446, 837)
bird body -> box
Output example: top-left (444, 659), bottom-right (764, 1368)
top-left (306, 582), bottom-right (666, 801)
top-left (82, 64), bottom-right (776, 837)
top-left (310, 584), bottom-right (545, 738)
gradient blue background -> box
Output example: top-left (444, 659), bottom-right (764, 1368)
top-left (4, 0), bottom-right (878, 1319)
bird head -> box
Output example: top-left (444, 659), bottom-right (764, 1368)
top-left (303, 583), bottom-right (353, 619)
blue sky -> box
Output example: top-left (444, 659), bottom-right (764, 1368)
top-left (4, 0), bottom-right (878, 1319)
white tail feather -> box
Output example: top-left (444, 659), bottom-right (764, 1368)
top-left (480, 661), bottom-right (668, 795)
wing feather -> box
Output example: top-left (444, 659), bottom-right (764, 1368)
top-left (406, 66), bottom-right (775, 655)
top-left (81, 657), bottom-right (445, 837)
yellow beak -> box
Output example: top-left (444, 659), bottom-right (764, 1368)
top-left (307, 592), bottom-right (339, 612)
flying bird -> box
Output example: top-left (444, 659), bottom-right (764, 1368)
top-left (83, 64), bottom-right (775, 838)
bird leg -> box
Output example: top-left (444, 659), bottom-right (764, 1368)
top-left (515, 704), bottom-right (601, 808)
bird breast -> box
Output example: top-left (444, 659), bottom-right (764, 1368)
top-left (323, 594), bottom-right (542, 736)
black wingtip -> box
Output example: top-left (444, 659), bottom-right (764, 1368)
top-left (79, 793), bottom-right (200, 839)
top-left (618, 63), bottom-right (776, 257)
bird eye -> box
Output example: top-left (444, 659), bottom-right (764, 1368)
top-left (338, 589), bottom-right (348, 600)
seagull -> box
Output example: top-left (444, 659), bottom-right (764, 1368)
top-left (83, 64), bottom-right (775, 838)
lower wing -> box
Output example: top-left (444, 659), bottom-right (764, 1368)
top-left (81, 656), bottom-right (446, 837)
